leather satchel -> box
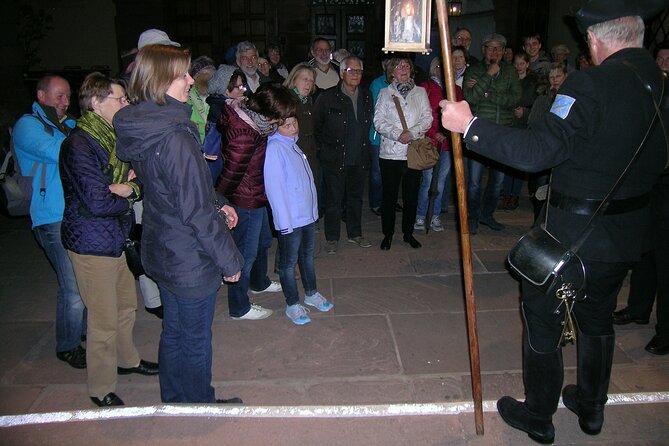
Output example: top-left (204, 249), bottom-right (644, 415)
top-left (392, 96), bottom-right (439, 170)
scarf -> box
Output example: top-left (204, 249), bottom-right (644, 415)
top-left (77, 111), bottom-right (137, 196)
top-left (293, 87), bottom-right (308, 104)
top-left (240, 102), bottom-right (278, 136)
top-left (394, 79), bottom-right (415, 98)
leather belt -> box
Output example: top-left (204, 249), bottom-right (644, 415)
top-left (549, 190), bottom-right (651, 216)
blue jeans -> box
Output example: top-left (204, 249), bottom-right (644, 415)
top-left (226, 206), bottom-right (272, 317)
top-left (369, 144), bottom-right (382, 209)
top-left (465, 157), bottom-right (504, 224)
top-left (277, 223), bottom-right (317, 306)
top-left (33, 222), bottom-right (86, 352)
top-left (417, 151), bottom-right (452, 219)
top-left (159, 286), bottom-right (216, 403)
top-left (502, 168), bottom-right (524, 197)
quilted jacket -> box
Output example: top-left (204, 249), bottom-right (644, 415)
top-left (60, 127), bottom-right (136, 257)
top-left (216, 100), bottom-right (268, 209)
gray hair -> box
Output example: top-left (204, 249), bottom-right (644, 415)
top-left (340, 56), bottom-right (363, 74)
top-left (429, 57), bottom-right (442, 77)
top-left (236, 41), bottom-right (257, 60)
top-left (588, 16), bottom-right (644, 48)
top-left (482, 33), bottom-right (507, 48)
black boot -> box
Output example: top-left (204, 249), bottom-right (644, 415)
top-left (562, 331), bottom-right (614, 435)
top-left (498, 332), bottom-right (562, 444)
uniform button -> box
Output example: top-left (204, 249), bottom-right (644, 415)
top-left (471, 135), bottom-right (479, 143)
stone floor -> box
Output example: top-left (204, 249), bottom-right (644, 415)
top-left (1, 196), bottom-right (668, 445)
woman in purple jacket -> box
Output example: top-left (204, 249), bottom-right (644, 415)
top-left (60, 72), bottom-right (157, 407)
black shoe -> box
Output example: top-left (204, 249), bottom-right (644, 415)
top-left (497, 396), bottom-right (555, 444)
top-left (56, 345), bottom-right (87, 369)
top-left (118, 359), bottom-right (159, 376)
top-left (216, 397), bottom-right (243, 404)
top-left (403, 234), bottom-right (422, 249)
top-left (91, 392), bottom-right (125, 407)
top-left (612, 308), bottom-right (649, 325)
top-left (145, 305), bottom-right (164, 319)
top-left (645, 335), bottom-right (669, 355)
top-left (380, 236), bottom-right (392, 250)
top-left (479, 217), bottom-right (505, 231)
top-left (370, 207), bottom-right (382, 217)
top-left (562, 384), bottom-right (603, 435)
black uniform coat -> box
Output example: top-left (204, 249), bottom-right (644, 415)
top-left (464, 47), bottom-right (668, 262)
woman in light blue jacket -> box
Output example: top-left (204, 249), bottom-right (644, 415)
top-left (264, 109), bottom-right (334, 326)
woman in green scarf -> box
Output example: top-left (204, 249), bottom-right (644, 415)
top-left (60, 72), bottom-right (158, 408)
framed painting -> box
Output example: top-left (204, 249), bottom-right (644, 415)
top-left (383, 0), bottom-right (432, 53)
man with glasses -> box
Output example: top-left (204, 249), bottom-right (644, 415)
top-left (314, 56), bottom-right (373, 254)
top-left (462, 33), bottom-right (521, 233)
top-left (236, 41), bottom-right (261, 93)
top-left (453, 27), bottom-right (479, 65)
top-left (308, 37), bottom-right (340, 91)
top-left (12, 75), bottom-right (87, 369)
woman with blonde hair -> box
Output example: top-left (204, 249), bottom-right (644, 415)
top-left (283, 63), bottom-right (318, 189)
top-left (373, 55), bottom-right (432, 250)
top-left (114, 44), bottom-right (243, 404)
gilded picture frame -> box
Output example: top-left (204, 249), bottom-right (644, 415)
top-left (383, 0), bottom-right (432, 53)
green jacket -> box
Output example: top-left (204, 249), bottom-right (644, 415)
top-left (463, 61), bottom-right (521, 127)
top-left (187, 88), bottom-right (209, 142)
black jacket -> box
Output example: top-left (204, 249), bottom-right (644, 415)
top-left (114, 97), bottom-right (243, 297)
top-left (313, 82), bottom-right (373, 170)
top-left (465, 47), bottom-right (668, 262)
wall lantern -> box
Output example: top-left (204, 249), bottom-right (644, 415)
top-left (448, 1), bottom-right (462, 16)
top-left (382, 0), bottom-right (432, 54)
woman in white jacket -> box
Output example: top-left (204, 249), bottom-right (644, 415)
top-left (373, 56), bottom-right (432, 250)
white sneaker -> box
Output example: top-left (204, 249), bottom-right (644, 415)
top-left (414, 218), bottom-right (425, 231)
top-left (250, 281), bottom-right (282, 294)
top-left (430, 216), bottom-right (444, 232)
top-left (231, 304), bottom-right (273, 320)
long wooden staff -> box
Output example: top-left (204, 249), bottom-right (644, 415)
top-left (434, 0), bottom-right (484, 435)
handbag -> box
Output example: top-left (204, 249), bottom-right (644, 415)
top-left (392, 96), bottom-right (439, 170)
top-left (507, 224), bottom-right (585, 295)
top-left (122, 220), bottom-right (145, 278)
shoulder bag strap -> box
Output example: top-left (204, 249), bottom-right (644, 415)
top-left (392, 96), bottom-right (409, 132)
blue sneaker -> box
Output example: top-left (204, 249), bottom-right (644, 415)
top-left (304, 292), bottom-right (334, 312)
top-left (285, 304), bottom-right (311, 325)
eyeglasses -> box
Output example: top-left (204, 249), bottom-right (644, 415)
top-left (395, 63), bottom-right (411, 71)
top-left (484, 45), bottom-right (503, 53)
top-left (108, 95), bottom-right (129, 104)
top-left (233, 84), bottom-right (247, 92)
top-left (258, 62), bottom-right (270, 67)
top-left (454, 35), bottom-right (471, 43)
top-left (344, 68), bottom-right (363, 75)
top-left (240, 55), bottom-right (258, 64)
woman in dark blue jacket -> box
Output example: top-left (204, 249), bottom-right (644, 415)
top-left (114, 44), bottom-right (244, 404)
top-left (60, 72), bottom-right (157, 407)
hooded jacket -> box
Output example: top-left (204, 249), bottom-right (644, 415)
top-left (114, 97), bottom-right (243, 297)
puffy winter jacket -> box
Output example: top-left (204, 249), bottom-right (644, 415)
top-left (114, 97), bottom-right (243, 298)
top-left (373, 82), bottom-right (432, 160)
top-left (216, 100), bottom-right (268, 209)
top-left (60, 127), bottom-right (136, 257)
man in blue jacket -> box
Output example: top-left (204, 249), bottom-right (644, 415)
top-left (12, 75), bottom-right (86, 369)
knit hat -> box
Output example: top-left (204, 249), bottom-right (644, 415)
top-left (137, 29), bottom-right (180, 49)
top-left (208, 64), bottom-right (238, 95)
top-left (575, 0), bottom-right (669, 33)
top-left (190, 56), bottom-right (215, 78)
